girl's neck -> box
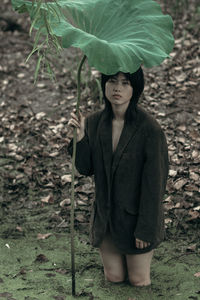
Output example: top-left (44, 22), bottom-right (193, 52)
top-left (111, 104), bottom-right (128, 121)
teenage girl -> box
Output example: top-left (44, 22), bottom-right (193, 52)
top-left (68, 68), bottom-right (168, 286)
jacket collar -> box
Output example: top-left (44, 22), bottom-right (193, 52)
top-left (98, 111), bottom-right (112, 187)
top-left (98, 108), bottom-right (139, 185)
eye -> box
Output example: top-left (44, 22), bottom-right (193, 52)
top-left (122, 81), bottom-right (130, 85)
top-left (108, 78), bottom-right (116, 83)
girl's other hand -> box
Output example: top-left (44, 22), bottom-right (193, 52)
top-left (135, 238), bottom-right (150, 249)
top-left (68, 110), bottom-right (85, 142)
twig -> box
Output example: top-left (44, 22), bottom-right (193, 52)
top-left (70, 54), bottom-right (87, 296)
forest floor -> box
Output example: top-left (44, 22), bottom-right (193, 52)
top-left (0, 0), bottom-right (200, 299)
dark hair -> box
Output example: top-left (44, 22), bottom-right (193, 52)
top-left (101, 67), bottom-right (144, 121)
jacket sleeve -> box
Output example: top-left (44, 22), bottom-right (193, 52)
top-left (134, 127), bottom-right (169, 244)
top-left (68, 117), bottom-right (94, 176)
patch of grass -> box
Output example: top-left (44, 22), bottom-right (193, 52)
top-left (0, 201), bottom-right (199, 300)
top-left (0, 231), bottom-right (200, 300)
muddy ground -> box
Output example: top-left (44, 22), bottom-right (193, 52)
top-left (0, 0), bottom-right (200, 299)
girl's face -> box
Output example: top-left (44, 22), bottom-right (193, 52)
top-left (105, 72), bottom-right (133, 108)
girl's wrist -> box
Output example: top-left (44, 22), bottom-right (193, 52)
top-left (77, 131), bottom-right (85, 142)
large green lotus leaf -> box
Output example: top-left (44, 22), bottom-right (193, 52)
top-left (12, 0), bottom-right (174, 74)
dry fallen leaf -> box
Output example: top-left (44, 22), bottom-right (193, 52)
top-left (189, 171), bottom-right (199, 182)
top-left (16, 226), bottom-right (23, 232)
top-left (194, 272), bottom-right (200, 278)
top-left (188, 210), bottom-right (200, 221)
top-left (18, 268), bottom-right (27, 275)
top-left (185, 184), bottom-right (199, 192)
top-left (75, 214), bottom-right (85, 223)
top-left (53, 296), bottom-right (66, 300)
top-left (41, 194), bottom-right (54, 204)
top-left (191, 150), bottom-right (199, 159)
top-left (177, 125), bottom-right (186, 131)
top-left (164, 196), bottom-right (172, 203)
top-left (37, 82), bottom-right (46, 88)
top-left (78, 193), bottom-right (88, 202)
top-left (55, 268), bottom-right (68, 275)
top-left (193, 206), bottom-right (200, 211)
top-left (0, 293), bottom-right (13, 298)
top-left (169, 169), bottom-right (177, 177)
top-left (75, 183), bottom-right (93, 194)
top-left (35, 254), bottom-right (49, 263)
top-left (37, 233), bottom-right (52, 240)
top-left (176, 73), bottom-right (187, 83)
top-left (61, 174), bottom-right (71, 184)
top-left (8, 143), bottom-right (18, 152)
top-left (9, 153), bottom-right (24, 161)
top-left (190, 130), bottom-right (200, 141)
top-left (165, 218), bottom-right (173, 225)
top-left (174, 178), bottom-right (187, 190)
top-left (174, 202), bottom-right (181, 208)
top-left (181, 200), bottom-right (193, 209)
top-left (17, 73), bottom-right (25, 78)
top-left (186, 244), bottom-right (197, 252)
top-left (35, 112), bottom-right (46, 120)
top-left (164, 202), bottom-right (175, 211)
top-left (60, 198), bottom-right (71, 207)
top-left (77, 199), bottom-right (88, 206)
top-left (49, 151), bottom-right (59, 157)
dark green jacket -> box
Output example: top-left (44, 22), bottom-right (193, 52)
top-left (68, 106), bottom-right (168, 254)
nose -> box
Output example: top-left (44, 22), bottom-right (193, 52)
top-left (113, 82), bottom-right (121, 91)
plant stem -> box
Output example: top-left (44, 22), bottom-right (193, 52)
top-left (76, 55), bottom-right (87, 111)
top-left (70, 54), bottom-right (87, 296)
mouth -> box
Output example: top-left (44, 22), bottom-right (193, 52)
top-left (113, 94), bottom-right (121, 99)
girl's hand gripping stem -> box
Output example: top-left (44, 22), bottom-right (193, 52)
top-left (68, 110), bottom-right (85, 142)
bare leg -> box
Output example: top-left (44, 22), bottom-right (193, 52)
top-left (126, 250), bottom-right (154, 286)
top-left (99, 232), bottom-right (127, 283)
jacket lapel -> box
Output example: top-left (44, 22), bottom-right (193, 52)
top-left (99, 109), bottom-right (139, 185)
top-left (111, 113), bottom-right (139, 179)
top-left (99, 112), bottom-right (113, 187)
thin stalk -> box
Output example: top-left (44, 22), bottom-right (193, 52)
top-left (163, 0), bottom-right (167, 14)
top-left (70, 54), bottom-right (87, 296)
top-left (95, 78), bottom-right (103, 106)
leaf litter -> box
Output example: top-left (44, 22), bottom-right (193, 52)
top-left (0, 0), bottom-right (199, 299)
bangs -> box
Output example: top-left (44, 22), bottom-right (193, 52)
top-left (102, 72), bottom-right (132, 84)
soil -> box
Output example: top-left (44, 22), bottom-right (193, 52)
top-left (0, 0), bottom-right (200, 299)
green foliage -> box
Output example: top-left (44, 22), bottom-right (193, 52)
top-left (12, 0), bottom-right (174, 76)
top-left (12, 0), bottom-right (63, 83)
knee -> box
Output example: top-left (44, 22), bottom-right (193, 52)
top-left (129, 276), bottom-right (151, 287)
top-left (104, 270), bottom-right (126, 283)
